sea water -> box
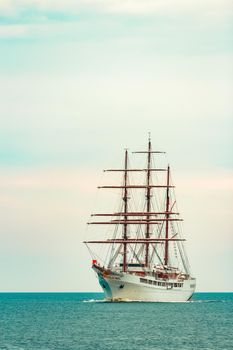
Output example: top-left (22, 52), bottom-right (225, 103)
top-left (0, 293), bottom-right (232, 350)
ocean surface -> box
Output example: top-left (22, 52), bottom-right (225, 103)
top-left (0, 293), bottom-right (232, 350)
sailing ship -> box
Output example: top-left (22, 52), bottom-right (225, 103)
top-left (84, 137), bottom-right (196, 302)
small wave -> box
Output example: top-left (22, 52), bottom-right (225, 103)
top-left (3, 345), bottom-right (25, 350)
top-left (188, 299), bottom-right (226, 303)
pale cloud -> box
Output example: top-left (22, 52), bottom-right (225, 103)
top-left (97, 0), bottom-right (233, 18)
top-left (0, 0), bottom-right (232, 18)
top-left (175, 171), bottom-right (233, 192)
top-left (0, 168), bottom-right (100, 193)
top-left (0, 168), bottom-right (232, 191)
top-left (0, 24), bottom-right (29, 37)
top-left (0, 22), bottom-right (77, 38)
top-left (0, 0), bottom-right (232, 41)
top-left (0, 54), bottom-right (232, 172)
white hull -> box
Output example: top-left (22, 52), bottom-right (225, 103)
top-left (95, 268), bottom-right (195, 302)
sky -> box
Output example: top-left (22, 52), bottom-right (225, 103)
top-left (0, 0), bottom-right (232, 292)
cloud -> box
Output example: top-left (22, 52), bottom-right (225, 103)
top-left (0, 22), bottom-right (78, 38)
top-left (0, 23), bottom-right (29, 37)
top-left (1, 167), bottom-right (232, 187)
top-left (96, 0), bottom-right (233, 18)
top-left (0, 52), bottom-right (232, 170)
top-left (0, 0), bottom-right (232, 41)
top-left (0, 0), bottom-right (232, 19)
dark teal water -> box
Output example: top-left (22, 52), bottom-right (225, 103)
top-left (0, 293), bottom-right (232, 350)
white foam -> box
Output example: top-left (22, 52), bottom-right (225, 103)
top-left (83, 298), bottom-right (222, 303)
top-left (83, 299), bottom-right (107, 303)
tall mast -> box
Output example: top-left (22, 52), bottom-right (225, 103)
top-left (145, 136), bottom-right (152, 266)
top-left (123, 149), bottom-right (128, 272)
top-left (86, 142), bottom-right (186, 269)
top-left (164, 165), bottom-right (170, 266)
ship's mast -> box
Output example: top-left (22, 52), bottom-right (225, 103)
top-left (164, 165), bottom-right (170, 266)
top-left (145, 136), bottom-right (152, 267)
top-left (85, 141), bottom-right (186, 270)
top-left (123, 149), bottom-right (128, 272)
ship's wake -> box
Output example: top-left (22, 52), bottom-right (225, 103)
top-left (83, 298), bottom-right (226, 303)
